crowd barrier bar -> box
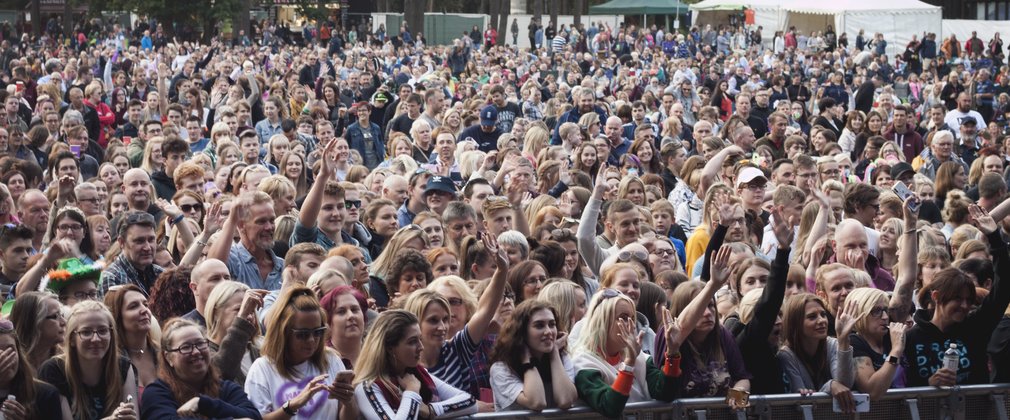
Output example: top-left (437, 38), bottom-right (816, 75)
top-left (464, 383), bottom-right (1010, 420)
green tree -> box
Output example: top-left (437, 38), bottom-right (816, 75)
top-left (89, 0), bottom-right (242, 41)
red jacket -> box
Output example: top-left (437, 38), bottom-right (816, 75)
top-left (86, 99), bottom-right (116, 147)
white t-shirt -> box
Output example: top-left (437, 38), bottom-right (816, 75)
top-left (245, 351), bottom-right (348, 419)
top-left (944, 109), bottom-right (985, 140)
top-left (490, 359), bottom-right (576, 411)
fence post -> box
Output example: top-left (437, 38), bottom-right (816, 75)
top-left (797, 404), bottom-right (815, 420)
top-left (992, 393), bottom-right (1008, 420)
top-left (947, 387), bottom-right (966, 420)
top-left (905, 398), bottom-right (922, 420)
top-left (692, 409), bottom-right (708, 420)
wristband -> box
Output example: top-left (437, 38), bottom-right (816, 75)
top-left (282, 400), bottom-right (298, 416)
top-left (169, 214), bottom-right (185, 226)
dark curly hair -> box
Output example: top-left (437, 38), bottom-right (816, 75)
top-left (529, 239), bottom-right (567, 278)
top-left (148, 265), bottom-right (196, 321)
top-left (385, 249), bottom-right (433, 296)
top-left (490, 300), bottom-right (563, 380)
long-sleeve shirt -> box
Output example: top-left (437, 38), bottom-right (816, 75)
top-left (573, 353), bottom-right (681, 418)
top-left (354, 377), bottom-right (477, 420)
top-left (737, 249), bottom-right (790, 394)
top-left (141, 379), bottom-right (262, 420)
top-left (576, 198), bottom-right (616, 277)
top-left (777, 336), bottom-right (855, 393)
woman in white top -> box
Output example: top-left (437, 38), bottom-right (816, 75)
top-left (244, 287), bottom-right (358, 419)
top-left (353, 310), bottom-right (477, 419)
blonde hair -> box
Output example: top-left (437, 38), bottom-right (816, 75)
top-left (62, 300), bottom-right (123, 419)
top-left (205, 281), bottom-right (251, 342)
top-left (572, 290), bottom-right (635, 357)
top-left (538, 281), bottom-right (583, 333)
top-left (371, 226), bottom-right (430, 279)
top-left (846, 287), bottom-right (889, 336)
top-left (352, 310), bottom-right (419, 387)
top-left (428, 276), bottom-right (478, 321)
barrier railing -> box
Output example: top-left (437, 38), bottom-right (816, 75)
top-left (464, 384), bottom-right (1010, 420)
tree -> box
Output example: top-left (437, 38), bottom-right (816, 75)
top-left (550, 0), bottom-right (558, 33)
top-left (496, 0), bottom-right (509, 46)
top-left (87, 0), bottom-right (242, 40)
top-left (31, 0), bottom-right (41, 36)
top-left (404, 0), bottom-right (425, 41)
top-left (573, 0), bottom-right (582, 32)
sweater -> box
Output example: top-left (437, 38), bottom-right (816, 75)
top-left (140, 379), bottom-right (262, 420)
top-left (904, 230), bottom-right (1010, 386)
top-left (573, 352), bottom-right (680, 418)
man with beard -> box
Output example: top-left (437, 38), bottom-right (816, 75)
top-left (208, 191), bottom-right (284, 291)
top-left (111, 168), bottom-right (165, 239)
top-left (944, 92), bottom-right (985, 138)
top-left (99, 211), bottom-right (164, 296)
top-left (551, 88), bottom-right (607, 145)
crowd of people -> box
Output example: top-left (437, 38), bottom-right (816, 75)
top-left (0, 11), bottom-right (1007, 420)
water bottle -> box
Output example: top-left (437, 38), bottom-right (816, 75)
top-left (943, 343), bottom-right (960, 372)
top-left (0, 394), bottom-right (12, 420)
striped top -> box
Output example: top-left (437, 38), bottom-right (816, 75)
top-left (429, 326), bottom-right (480, 393)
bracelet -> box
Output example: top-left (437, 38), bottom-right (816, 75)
top-left (904, 228), bottom-right (919, 235)
top-left (196, 239), bottom-right (209, 247)
top-left (169, 214), bottom-right (185, 226)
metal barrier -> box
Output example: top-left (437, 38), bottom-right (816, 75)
top-left (464, 384), bottom-right (1010, 420)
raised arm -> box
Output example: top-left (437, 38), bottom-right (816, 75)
top-left (679, 245), bottom-right (732, 338)
top-left (750, 209), bottom-right (792, 340)
top-left (466, 233), bottom-right (509, 343)
top-left (15, 240), bottom-right (72, 296)
top-left (577, 163), bottom-right (611, 277)
top-left (206, 196), bottom-right (244, 262)
top-left (158, 198), bottom-right (195, 252)
top-left (180, 202), bottom-right (222, 267)
top-left (156, 62), bottom-right (169, 117)
top-left (889, 196), bottom-right (920, 318)
top-left (506, 180), bottom-right (531, 237)
top-left (298, 138), bottom-right (337, 229)
top-left (699, 145), bottom-right (743, 198)
top-left (805, 179), bottom-right (832, 259)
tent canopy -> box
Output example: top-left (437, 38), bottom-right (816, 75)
top-left (589, 0), bottom-right (690, 15)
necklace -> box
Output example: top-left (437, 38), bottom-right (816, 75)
top-left (127, 346), bottom-right (145, 355)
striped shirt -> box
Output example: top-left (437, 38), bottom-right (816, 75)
top-left (552, 35), bottom-right (566, 52)
top-left (429, 326), bottom-right (480, 393)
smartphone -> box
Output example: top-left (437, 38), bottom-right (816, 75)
top-left (833, 393), bottom-right (869, 413)
top-left (334, 370), bottom-right (354, 384)
top-left (70, 144), bottom-right (81, 158)
top-left (891, 181), bottom-right (920, 212)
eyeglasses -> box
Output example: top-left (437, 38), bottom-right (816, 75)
top-left (167, 339), bottom-right (210, 355)
top-left (180, 203), bottom-right (203, 213)
top-left (523, 275), bottom-right (547, 287)
top-left (75, 327), bottom-right (111, 340)
top-left (652, 248), bottom-right (675, 258)
top-left (72, 290), bottom-right (99, 300)
top-left (617, 249), bottom-right (649, 263)
top-left (869, 306), bottom-right (888, 318)
top-left (344, 200), bottom-right (362, 209)
top-left (57, 223), bottom-right (84, 232)
top-left (291, 326), bottom-right (328, 340)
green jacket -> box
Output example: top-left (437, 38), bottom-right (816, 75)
top-left (574, 356), bottom-right (680, 418)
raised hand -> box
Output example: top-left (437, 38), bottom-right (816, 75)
top-left (710, 245), bottom-right (733, 288)
top-left (239, 289), bottom-right (268, 326)
top-left (204, 201), bottom-right (224, 233)
top-left (319, 138), bottom-right (339, 179)
top-left (156, 198), bottom-right (183, 219)
top-left (969, 204), bottom-right (998, 235)
top-left (481, 232), bottom-right (509, 270)
top-left (809, 178), bottom-right (830, 208)
top-left (770, 207), bottom-right (794, 249)
top-left (901, 194), bottom-right (920, 226)
top-left (835, 298), bottom-right (859, 339)
top-left (593, 162), bottom-right (610, 197)
top-left (716, 194), bottom-right (737, 226)
top-left (617, 317), bottom-right (643, 364)
top-left (659, 305), bottom-right (682, 354)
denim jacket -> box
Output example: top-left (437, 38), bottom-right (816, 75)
top-left (345, 121), bottom-right (384, 169)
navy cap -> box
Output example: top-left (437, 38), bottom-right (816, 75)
top-left (424, 175), bottom-right (457, 197)
top-left (480, 106), bottom-right (498, 126)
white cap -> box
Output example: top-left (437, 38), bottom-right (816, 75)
top-left (735, 167), bottom-right (767, 188)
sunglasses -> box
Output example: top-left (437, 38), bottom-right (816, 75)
top-left (617, 249), bottom-right (649, 263)
top-left (180, 203), bottom-right (203, 213)
top-left (290, 326), bottom-right (328, 341)
top-left (344, 200), bottom-right (362, 209)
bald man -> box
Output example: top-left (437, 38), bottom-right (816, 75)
top-left (834, 218), bottom-right (894, 291)
top-left (181, 258), bottom-right (233, 327)
top-left (382, 175), bottom-right (409, 204)
top-left (113, 168), bottom-right (165, 238)
top-left (604, 116), bottom-right (631, 165)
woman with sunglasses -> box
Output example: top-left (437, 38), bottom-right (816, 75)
top-left (0, 318), bottom-right (65, 419)
top-left (245, 286), bottom-right (358, 419)
top-left (400, 233), bottom-right (509, 396)
top-left (353, 310), bottom-right (477, 419)
top-left (489, 299), bottom-right (578, 411)
top-left (38, 300), bottom-right (139, 420)
top-left (141, 319), bottom-right (260, 420)
top-left (571, 287), bottom-right (683, 418)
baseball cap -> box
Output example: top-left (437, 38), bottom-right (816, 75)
top-left (480, 106), bottom-right (498, 126)
top-left (959, 116), bottom-right (978, 127)
top-left (735, 167), bottom-right (767, 188)
top-left (890, 162), bottom-right (915, 180)
top-left (371, 91), bottom-right (391, 103)
top-left (424, 175), bottom-right (457, 197)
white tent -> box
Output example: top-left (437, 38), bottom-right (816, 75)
top-left (690, 0), bottom-right (942, 57)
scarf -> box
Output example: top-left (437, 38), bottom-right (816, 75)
top-left (375, 366), bottom-right (438, 408)
top-left (572, 350), bottom-right (652, 402)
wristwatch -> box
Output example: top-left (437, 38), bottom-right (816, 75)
top-left (282, 400), bottom-right (298, 416)
top-left (886, 355), bottom-right (900, 366)
top-left (618, 362), bottom-right (635, 373)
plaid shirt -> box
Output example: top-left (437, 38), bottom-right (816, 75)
top-left (522, 100), bottom-right (544, 121)
top-left (99, 253), bottom-right (164, 297)
top-left (468, 334), bottom-right (497, 398)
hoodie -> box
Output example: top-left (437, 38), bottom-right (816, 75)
top-left (903, 231), bottom-right (1010, 387)
top-left (151, 170), bottom-right (176, 201)
top-left (883, 122), bottom-right (924, 162)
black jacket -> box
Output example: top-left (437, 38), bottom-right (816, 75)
top-left (737, 248), bottom-right (790, 395)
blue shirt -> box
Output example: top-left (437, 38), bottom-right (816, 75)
top-left (254, 119), bottom-right (283, 144)
top-left (226, 242), bottom-right (284, 291)
top-left (397, 202), bottom-right (416, 227)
